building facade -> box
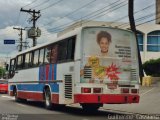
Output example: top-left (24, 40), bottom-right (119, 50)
top-left (136, 24), bottom-right (160, 63)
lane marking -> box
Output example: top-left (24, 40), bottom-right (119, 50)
top-left (140, 87), bottom-right (155, 96)
top-left (1, 95), bottom-right (15, 100)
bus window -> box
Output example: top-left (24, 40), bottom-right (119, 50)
top-left (58, 40), bottom-right (67, 62)
top-left (39, 48), bottom-right (44, 65)
top-left (44, 46), bottom-right (52, 64)
top-left (50, 45), bottom-right (58, 64)
top-left (9, 58), bottom-right (16, 77)
top-left (17, 55), bottom-right (23, 69)
top-left (67, 37), bottom-right (76, 60)
top-left (33, 50), bottom-right (39, 67)
top-left (24, 53), bottom-right (30, 68)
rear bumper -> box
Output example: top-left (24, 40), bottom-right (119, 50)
top-left (74, 94), bottom-right (139, 104)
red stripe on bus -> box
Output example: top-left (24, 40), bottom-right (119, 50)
top-left (51, 94), bottom-right (59, 104)
top-left (46, 64), bottom-right (50, 80)
top-left (74, 94), bottom-right (139, 104)
top-left (16, 91), bottom-right (59, 104)
top-left (9, 91), bottom-right (14, 96)
top-left (18, 91), bottom-right (43, 101)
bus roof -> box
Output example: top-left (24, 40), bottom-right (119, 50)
top-left (10, 26), bottom-right (132, 58)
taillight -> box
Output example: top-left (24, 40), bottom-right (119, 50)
top-left (81, 88), bottom-right (91, 93)
top-left (93, 88), bottom-right (102, 93)
top-left (131, 89), bottom-right (138, 93)
top-left (121, 88), bottom-right (129, 93)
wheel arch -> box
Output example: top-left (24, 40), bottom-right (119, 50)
top-left (43, 84), bottom-right (52, 100)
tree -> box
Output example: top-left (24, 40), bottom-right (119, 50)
top-left (143, 58), bottom-right (160, 77)
top-left (0, 67), bottom-right (6, 78)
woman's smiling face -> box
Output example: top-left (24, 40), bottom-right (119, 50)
top-left (99, 37), bottom-right (110, 53)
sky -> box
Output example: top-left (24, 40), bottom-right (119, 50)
top-left (0, 0), bottom-right (156, 59)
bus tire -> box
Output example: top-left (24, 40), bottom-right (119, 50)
top-left (44, 88), bottom-right (52, 110)
top-left (81, 103), bottom-right (102, 111)
top-left (13, 88), bottom-right (20, 102)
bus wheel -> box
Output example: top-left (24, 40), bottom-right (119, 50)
top-left (81, 103), bottom-right (102, 111)
top-left (44, 88), bottom-right (52, 110)
top-left (13, 88), bottom-right (20, 102)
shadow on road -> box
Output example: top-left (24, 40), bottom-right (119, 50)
top-left (11, 100), bottom-right (120, 116)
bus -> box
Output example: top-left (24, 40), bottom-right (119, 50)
top-left (8, 26), bottom-right (140, 110)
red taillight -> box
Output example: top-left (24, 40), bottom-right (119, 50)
top-left (131, 89), bottom-right (138, 93)
top-left (121, 88), bottom-right (129, 93)
top-left (93, 88), bottom-right (102, 93)
top-left (81, 88), bottom-right (91, 93)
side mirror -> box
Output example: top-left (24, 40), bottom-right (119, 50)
top-left (6, 64), bottom-right (9, 71)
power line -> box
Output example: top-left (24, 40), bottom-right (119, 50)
top-left (135, 12), bottom-right (160, 27)
top-left (22, 0), bottom-right (38, 8)
top-left (40, 0), bottom-right (64, 11)
top-left (43, 0), bottom-right (97, 27)
top-left (15, 11), bottom-right (21, 26)
top-left (41, 0), bottom-right (126, 37)
top-left (13, 27), bottom-right (25, 52)
top-left (136, 17), bottom-right (159, 27)
top-left (108, 3), bottom-right (155, 27)
top-left (47, 0), bottom-right (127, 32)
top-left (41, 0), bottom-right (154, 38)
top-left (16, 0), bottom-right (39, 26)
top-left (41, 0), bottom-right (127, 38)
top-left (20, 8), bottom-right (41, 47)
top-left (31, 0), bottom-right (50, 9)
top-left (46, 0), bottom-right (123, 32)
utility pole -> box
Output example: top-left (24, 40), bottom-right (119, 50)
top-left (128, 0), bottom-right (144, 83)
top-left (20, 8), bottom-right (41, 47)
top-left (156, 0), bottom-right (160, 24)
top-left (13, 27), bottom-right (25, 52)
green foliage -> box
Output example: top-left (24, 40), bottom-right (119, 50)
top-left (0, 67), bottom-right (6, 78)
top-left (143, 58), bottom-right (160, 77)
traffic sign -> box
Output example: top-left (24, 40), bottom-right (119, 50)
top-left (4, 40), bottom-right (15, 44)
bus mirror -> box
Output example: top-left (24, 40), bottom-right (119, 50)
top-left (6, 64), bottom-right (9, 71)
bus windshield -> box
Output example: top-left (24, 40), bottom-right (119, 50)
top-left (81, 27), bottom-right (139, 85)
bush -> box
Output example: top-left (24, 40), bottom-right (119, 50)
top-left (143, 58), bottom-right (160, 77)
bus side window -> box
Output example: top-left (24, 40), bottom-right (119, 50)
top-left (67, 37), bottom-right (76, 60)
top-left (17, 55), bottom-right (23, 70)
top-left (57, 40), bottom-right (68, 62)
top-left (50, 45), bottom-right (58, 64)
top-left (33, 50), bottom-right (39, 67)
top-left (39, 48), bottom-right (44, 65)
top-left (24, 53), bottom-right (30, 68)
top-left (44, 46), bottom-right (51, 64)
top-left (9, 58), bottom-right (16, 77)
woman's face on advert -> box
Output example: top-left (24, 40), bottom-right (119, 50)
top-left (99, 37), bottom-right (109, 53)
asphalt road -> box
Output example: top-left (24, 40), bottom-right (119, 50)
top-left (0, 94), bottom-right (126, 120)
top-left (0, 83), bottom-right (160, 120)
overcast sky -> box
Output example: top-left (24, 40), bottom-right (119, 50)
top-left (0, 0), bottom-right (155, 58)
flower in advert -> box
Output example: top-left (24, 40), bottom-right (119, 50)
top-left (106, 63), bottom-right (121, 80)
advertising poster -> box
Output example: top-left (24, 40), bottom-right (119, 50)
top-left (80, 27), bottom-right (139, 89)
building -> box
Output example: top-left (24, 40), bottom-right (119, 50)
top-left (136, 23), bottom-right (160, 63)
top-left (58, 20), bottom-right (160, 63)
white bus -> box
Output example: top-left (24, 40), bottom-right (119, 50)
top-left (8, 26), bottom-right (140, 110)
